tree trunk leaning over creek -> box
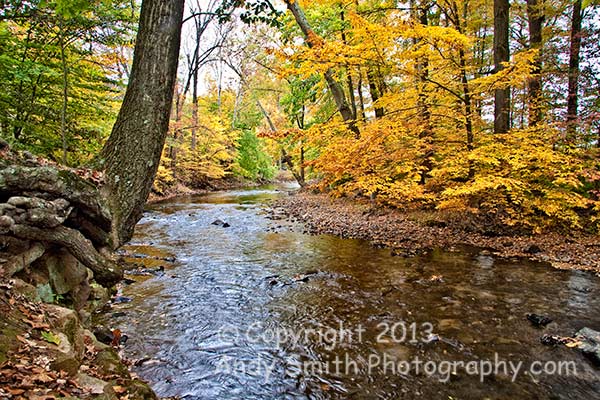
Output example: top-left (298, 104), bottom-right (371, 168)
top-left (101, 0), bottom-right (185, 249)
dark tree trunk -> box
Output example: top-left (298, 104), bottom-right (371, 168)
top-left (101, 0), bottom-right (184, 248)
top-left (449, 0), bottom-right (475, 178)
top-left (192, 61), bottom-right (199, 150)
top-left (566, 0), bottom-right (583, 138)
top-left (366, 67), bottom-right (385, 119)
top-left (416, 1), bottom-right (434, 184)
top-left (494, 0), bottom-right (510, 133)
top-left (284, 0), bottom-right (360, 137)
top-left (340, 11), bottom-right (357, 121)
top-left (526, 0), bottom-right (544, 127)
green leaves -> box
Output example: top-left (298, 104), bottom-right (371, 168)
top-left (39, 0), bottom-right (92, 19)
top-left (234, 130), bottom-right (276, 180)
top-left (40, 330), bottom-right (61, 345)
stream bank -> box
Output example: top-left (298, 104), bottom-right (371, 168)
top-left (272, 190), bottom-right (600, 273)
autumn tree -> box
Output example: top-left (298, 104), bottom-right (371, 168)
top-left (526, 0), bottom-right (544, 126)
top-left (0, 0), bottom-right (136, 164)
top-left (566, 0), bottom-right (583, 138)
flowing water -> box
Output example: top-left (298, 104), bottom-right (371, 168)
top-left (99, 185), bottom-right (600, 399)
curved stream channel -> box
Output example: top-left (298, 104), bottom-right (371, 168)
top-left (99, 185), bottom-right (600, 399)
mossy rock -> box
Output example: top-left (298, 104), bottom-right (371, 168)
top-left (10, 278), bottom-right (38, 302)
top-left (50, 353), bottom-right (80, 376)
top-left (125, 379), bottom-right (159, 400)
top-left (44, 304), bottom-right (85, 360)
top-left (94, 348), bottom-right (131, 378)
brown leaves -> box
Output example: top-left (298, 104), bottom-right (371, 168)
top-left (73, 168), bottom-right (105, 185)
top-left (0, 361), bottom-right (79, 400)
top-left (275, 191), bottom-right (600, 272)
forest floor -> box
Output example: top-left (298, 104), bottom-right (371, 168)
top-left (272, 190), bottom-right (600, 273)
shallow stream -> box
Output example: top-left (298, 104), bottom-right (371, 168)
top-left (99, 185), bottom-right (600, 399)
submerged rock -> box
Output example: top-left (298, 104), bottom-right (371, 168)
top-left (112, 295), bottom-right (132, 304)
top-left (211, 219), bottom-right (230, 228)
top-left (527, 313), bottom-right (553, 327)
top-left (93, 325), bottom-right (115, 345)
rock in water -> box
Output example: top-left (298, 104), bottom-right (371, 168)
top-left (527, 313), bottom-right (553, 327)
top-left (540, 334), bottom-right (563, 346)
top-left (93, 326), bottom-right (114, 345)
top-left (575, 327), bottom-right (600, 365)
top-left (112, 295), bottom-right (132, 304)
top-left (211, 219), bottom-right (230, 228)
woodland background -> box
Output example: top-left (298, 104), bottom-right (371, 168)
top-left (1, 0), bottom-right (599, 233)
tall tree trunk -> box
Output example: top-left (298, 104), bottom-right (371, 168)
top-left (101, 0), bottom-right (184, 248)
top-left (340, 10), bottom-right (357, 120)
top-left (191, 59), bottom-right (199, 150)
top-left (450, 0), bottom-right (475, 179)
top-left (300, 145), bottom-right (305, 183)
top-left (460, 48), bottom-right (475, 179)
top-left (526, 0), bottom-right (544, 127)
top-left (357, 67), bottom-right (366, 121)
top-left (494, 0), bottom-right (510, 133)
top-left (58, 20), bottom-right (69, 164)
top-left (254, 97), bottom-right (306, 187)
top-left (415, 2), bottom-right (434, 184)
top-left (566, 0), bottom-right (583, 138)
top-left (284, 0), bottom-right (359, 137)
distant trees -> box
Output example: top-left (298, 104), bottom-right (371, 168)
top-left (0, 0), bottom-right (185, 288)
top-left (494, 0), bottom-right (510, 133)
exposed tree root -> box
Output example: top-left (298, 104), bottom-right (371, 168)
top-left (1, 147), bottom-right (122, 287)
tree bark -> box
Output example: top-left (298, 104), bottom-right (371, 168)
top-left (284, 0), bottom-right (360, 137)
top-left (526, 0), bottom-right (544, 127)
top-left (366, 67), bottom-right (385, 119)
top-left (566, 0), bottom-right (583, 138)
top-left (340, 10), bottom-right (357, 121)
top-left (100, 0), bottom-right (184, 248)
top-left (192, 59), bottom-right (199, 150)
top-left (494, 0), bottom-right (510, 133)
top-left (416, 1), bottom-right (434, 184)
top-left (357, 67), bottom-right (366, 121)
